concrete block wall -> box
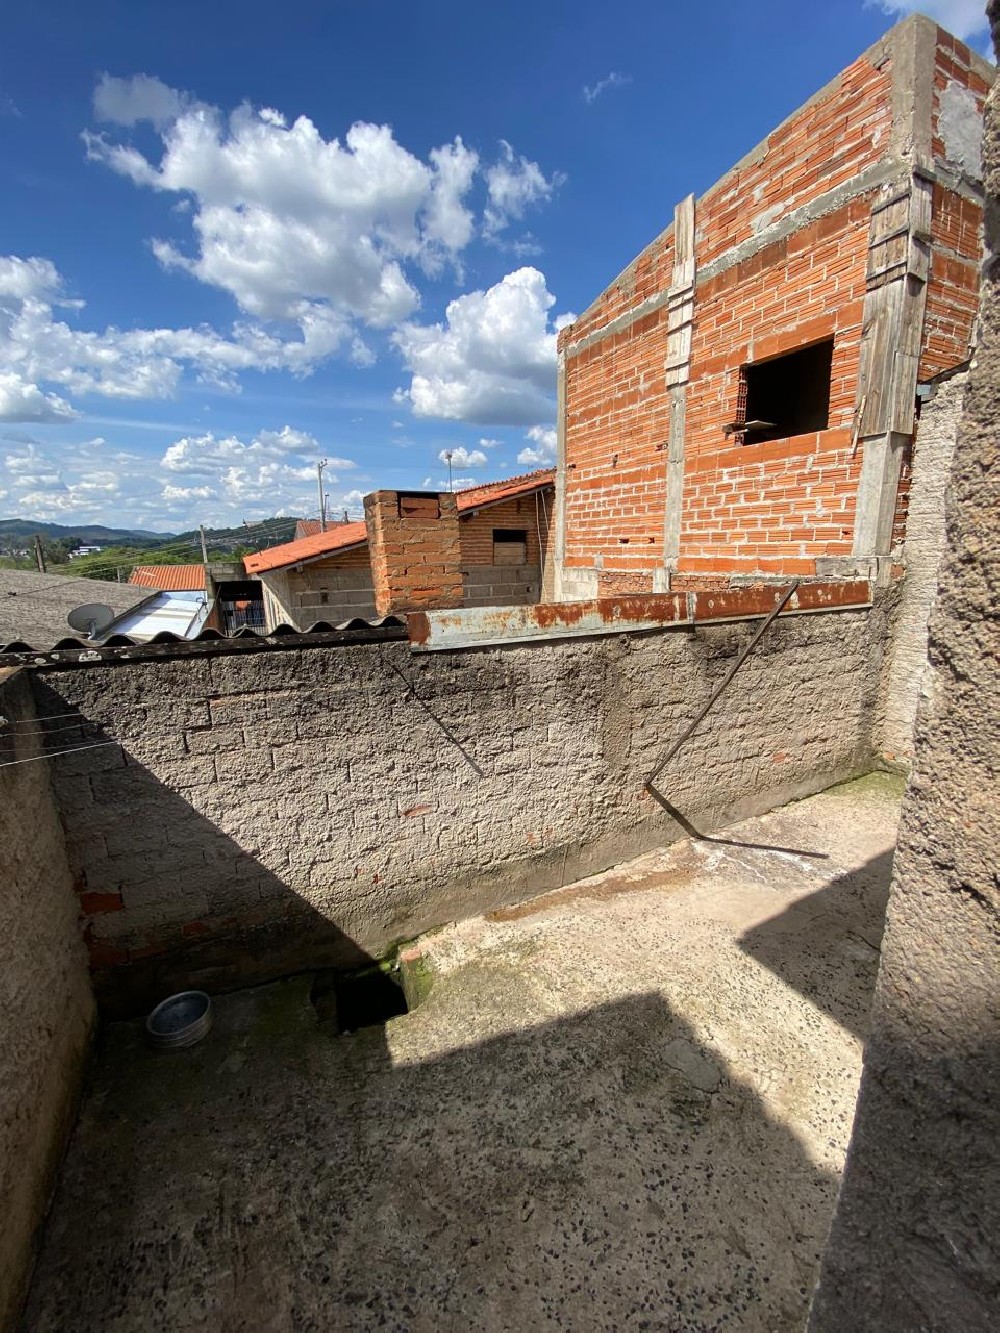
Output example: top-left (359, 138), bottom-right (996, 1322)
top-left (32, 598), bottom-right (889, 1016)
top-left (462, 564), bottom-right (541, 607)
top-left (0, 669), bottom-right (93, 1330)
top-left (555, 17), bottom-right (991, 593)
top-left (259, 563), bottom-right (376, 631)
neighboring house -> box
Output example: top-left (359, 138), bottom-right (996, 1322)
top-left (0, 570), bottom-right (157, 648)
top-left (246, 470), bottom-right (555, 630)
top-left (128, 564), bottom-right (206, 591)
top-left (552, 16), bottom-right (991, 598)
top-left (127, 562), bottom-right (265, 635)
top-left (68, 545), bottom-right (104, 559)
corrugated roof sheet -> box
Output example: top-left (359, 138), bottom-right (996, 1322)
top-left (0, 615), bottom-right (407, 659)
top-left (128, 564), bottom-right (206, 591)
top-left (245, 470), bottom-right (555, 575)
top-left (112, 590), bottom-right (210, 641)
top-left (0, 569), bottom-right (156, 648)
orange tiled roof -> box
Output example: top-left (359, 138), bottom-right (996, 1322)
top-left (128, 564), bottom-right (206, 591)
top-left (455, 468), bottom-right (555, 511)
top-left (244, 469), bottom-right (555, 576)
top-left (244, 521), bottom-right (368, 575)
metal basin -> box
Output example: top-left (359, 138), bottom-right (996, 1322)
top-left (145, 990), bottom-right (212, 1049)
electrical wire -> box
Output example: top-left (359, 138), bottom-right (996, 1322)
top-left (0, 740), bottom-right (121, 768)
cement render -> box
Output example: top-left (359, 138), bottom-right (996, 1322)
top-left (24, 777), bottom-right (901, 1332)
top-left (0, 670), bottom-right (93, 1331)
top-left (32, 605), bottom-right (888, 1013)
top-left (809, 15), bottom-right (1000, 1327)
top-left (879, 373), bottom-right (966, 759)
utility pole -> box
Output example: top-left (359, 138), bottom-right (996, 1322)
top-left (444, 450), bottom-right (454, 493)
top-left (317, 459), bottom-right (329, 532)
top-left (33, 534), bottom-right (46, 573)
top-left (199, 524), bottom-right (209, 563)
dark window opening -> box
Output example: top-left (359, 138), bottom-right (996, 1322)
top-left (216, 580), bottom-right (265, 634)
top-left (736, 339), bottom-right (834, 444)
top-left (493, 528), bottom-right (528, 565)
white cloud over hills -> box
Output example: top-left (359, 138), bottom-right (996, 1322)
top-left (1, 425), bottom-right (359, 530)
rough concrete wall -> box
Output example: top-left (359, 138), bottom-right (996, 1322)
top-left (810, 17), bottom-right (1000, 1325)
top-left (0, 669), bottom-right (93, 1330)
top-left (35, 601), bottom-right (888, 1016)
top-left (461, 564), bottom-right (540, 607)
top-left (879, 371), bottom-right (966, 760)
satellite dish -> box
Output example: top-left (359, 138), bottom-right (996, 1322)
top-left (67, 603), bottom-right (116, 640)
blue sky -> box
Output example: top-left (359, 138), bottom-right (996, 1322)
top-left (0, 0), bottom-right (991, 533)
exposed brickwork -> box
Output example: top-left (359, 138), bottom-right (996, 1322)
top-left (458, 496), bottom-right (549, 567)
top-left (364, 491), bottom-right (464, 616)
top-left (556, 19), bottom-right (990, 590)
top-left (919, 184), bottom-right (982, 380)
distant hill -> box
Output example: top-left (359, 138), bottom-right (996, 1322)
top-left (171, 517), bottom-right (302, 551)
top-left (0, 519), bottom-right (175, 544)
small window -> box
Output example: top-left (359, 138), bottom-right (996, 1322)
top-left (733, 339), bottom-right (834, 444)
top-left (493, 528), bottom-right (528, 565)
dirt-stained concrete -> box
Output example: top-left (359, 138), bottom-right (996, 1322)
top-left (24, 775), bottom-right (902, 1332)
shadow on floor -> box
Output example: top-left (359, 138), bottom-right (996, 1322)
top-left (25, 985), bottom-right (843, 1332)
top-left (738, 849), bottom-right (895, 1041)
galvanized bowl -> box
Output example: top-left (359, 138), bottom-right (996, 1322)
top-left (145, 990), bottom-right (212, 1050)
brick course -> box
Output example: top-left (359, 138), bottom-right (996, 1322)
top-left (556, 18), bottom-right (989, 591)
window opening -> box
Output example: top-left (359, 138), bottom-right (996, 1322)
top-left (493, 528), bottom-right (528, 565)
top-left (728, 339), bottom-right (834, 444)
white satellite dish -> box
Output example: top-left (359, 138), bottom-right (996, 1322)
top-left (67, 603), bottom-right (116, 640)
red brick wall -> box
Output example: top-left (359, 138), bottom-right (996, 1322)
top-left (364, 491), bottom-right (463, 615)
top-left (458, 494), bottom-right (551, 567)
top-left (678, 201), bottom-right (870, 577)
top-left (919, 184), bottom-right (982, 380)
top-left (557, 23), bottom-right (986, 588)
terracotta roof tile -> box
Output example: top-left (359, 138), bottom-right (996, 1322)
top-left (244, 471), bottom-right (555, 576)
top-left (128, 564), bottom-right (206, 591)
top-left (244, 521), bottom-right (368, 575)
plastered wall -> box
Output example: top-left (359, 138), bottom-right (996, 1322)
top-left (33, 599), bottom-right (890, 1016)
top-left (0, 670), bottom-right (93, 1330)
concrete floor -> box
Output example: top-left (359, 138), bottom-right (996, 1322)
top-left (24, 774), bottom-right (903, 1332)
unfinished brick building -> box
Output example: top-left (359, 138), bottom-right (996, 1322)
top-left (246, 469), bottom-right (554, 629)
top-left (553, 15), bottom-right (992, 596)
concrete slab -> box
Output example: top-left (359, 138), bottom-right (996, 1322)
top-left (23, 773), bottom-right (903, 1332)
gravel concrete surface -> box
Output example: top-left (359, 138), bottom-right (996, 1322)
top-left (23, 774), bottom-right (903, 1332)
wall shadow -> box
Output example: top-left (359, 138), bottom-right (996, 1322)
top-left (30, 679), bottom-right (386, 1019)
top-left (25, 988), bottom-right (844, 1332)
top-left (737, 850), bottom-right (894, 1041)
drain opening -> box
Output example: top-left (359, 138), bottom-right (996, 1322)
top-left (310, 966), bottom-right (408, 1033)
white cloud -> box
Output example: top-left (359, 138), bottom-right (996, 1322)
top-left (484, 141), bottom-right (564, 236)
top-left (83, 84), bottom-right (556, 341)
top-left (478, 437), bottom-right (501, 448)
top-left (517, 425), bottom-right (557, 466)
top-left (93, 73), bottom-right (189, 129)
top-left (582, 72), bottom-right (632, 104)
top-left (0, 373), bottom-right (78, 423)
top-left (0, 253), bottom-right (354, 415)
top-left (869, 1), bottom-right (991, 41)
top-left (438, 445), bottom-right (487, 468)
top-left (0, 425), bottom-right (361, 530)
top-left (393, 267), bottom-right (565, 425)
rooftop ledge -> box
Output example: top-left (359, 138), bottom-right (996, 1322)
top-left (408, 581), bottom-right (873, 651)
